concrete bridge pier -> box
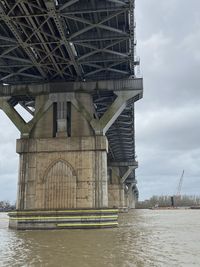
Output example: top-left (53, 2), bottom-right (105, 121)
top-left (108, 167), bottom-right (126, 209)
top-left (108, 164), bottom-right (138, 211)
top-left (125, 183), bottom-right (138, 209)
top-left (0, 85), bottom-right (141, 229)
top-left (16, 93), bottom-right (109, 210)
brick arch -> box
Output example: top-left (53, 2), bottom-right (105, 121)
top-left (43, 159), bottom-right (77, 209)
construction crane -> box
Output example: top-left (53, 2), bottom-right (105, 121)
top-left (176, 170), bottom-right (184, 197)
top-left (171, 170), bottom-right (184, 207)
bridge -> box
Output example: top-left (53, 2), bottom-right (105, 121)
top-left (0, 0), bottom-right (143, 229)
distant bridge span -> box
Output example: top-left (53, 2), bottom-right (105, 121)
top-left (0, 0), bottom-right (143, 229)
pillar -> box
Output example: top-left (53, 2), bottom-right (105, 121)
top-left (0, 85), bottom-right (141, 229)
top-left (6, 93), bottom-right (117, 229)
top-left (108, 167), bottom-right (126, 209)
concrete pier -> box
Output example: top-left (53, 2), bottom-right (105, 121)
top-left (0, 0), bottom-right (143, 230)
top-left (0, 80), bottom-right (142, 229)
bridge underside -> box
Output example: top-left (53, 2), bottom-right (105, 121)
top-left (0, 0), bottom-right (138, 83)
top-left (0, 0), bottom-right (143, 229)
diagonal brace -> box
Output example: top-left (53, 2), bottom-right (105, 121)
top-left (27, 99), bottom-right (52, 132)
top-left (91, 90), bottom-right (141, 135)
top-left (0, 97), bottom-right (53, 136)
top-left (71, 90), bottom-right (141, 135)
top-left (0, 98), bottom-right (31, 134)
top-left (121, 166), bottom-right (136, 184)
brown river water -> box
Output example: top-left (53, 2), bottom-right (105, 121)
top-left (0, 210), bottom-right (200, 267)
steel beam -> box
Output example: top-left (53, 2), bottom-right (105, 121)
top-left (121, 166), bottom-right (136, 184)
top-left (108, 161), bottom-right (138, 167)
top-left (0, 78), bottom-right (143, 96)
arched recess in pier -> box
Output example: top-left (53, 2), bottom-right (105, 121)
top-left (43, 159), bottom-right (77, 209)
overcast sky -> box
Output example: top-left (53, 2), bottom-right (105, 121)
top-left (0, 0), bottom-right (200, 202)
top-left (135, 0), bottom-right (200, 199)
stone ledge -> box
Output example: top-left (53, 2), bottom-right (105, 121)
top-left (16, 136), bottom-right (108, 153)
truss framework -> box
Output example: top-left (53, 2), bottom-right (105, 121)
top-left (0, 0), bottom-right (137, 84)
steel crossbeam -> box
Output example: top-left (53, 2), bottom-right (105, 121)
top-left (0, 0), bottom-right (136, 84)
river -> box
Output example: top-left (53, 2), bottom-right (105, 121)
top-left (0, 210), bottom-right (200, 267)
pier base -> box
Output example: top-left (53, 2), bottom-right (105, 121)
top-left (9, 209), bottom-right (118, 230)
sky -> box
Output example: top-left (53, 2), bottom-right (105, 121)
top-left (0, 0), bottom-right (200, 202)
top-left (135, 0), bottom-right (200, 200)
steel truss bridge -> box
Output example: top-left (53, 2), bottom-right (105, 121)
top-left (0, 0), bottom-right (143, 197)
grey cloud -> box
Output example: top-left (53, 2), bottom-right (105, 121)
top-left (138, 175), bottom-right (199, 200)
top-left (135, 0), bottom-right (200, 199)
top-left (136, 105), bottom-right (200, 151)
top-left (136, 0), bottom-right (200, 111)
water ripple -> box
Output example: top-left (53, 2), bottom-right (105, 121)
top-left (0, 210), bottom-right (200, 267)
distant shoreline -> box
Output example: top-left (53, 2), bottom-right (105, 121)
top-left (0, 209), bottom-right (15, 212)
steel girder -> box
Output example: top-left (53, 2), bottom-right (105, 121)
top-left (0, 0), bottom-right (136, 84)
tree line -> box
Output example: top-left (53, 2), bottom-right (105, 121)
top-left (136, 195), bottom-right (200, 209)
top-left (0, 200), bottom-right (15, 211)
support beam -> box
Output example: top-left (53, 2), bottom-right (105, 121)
top-left (0, 8), bottom-right (46, 78)
top-left (90, 90), bottom-right (141, 135)
top-left (0, 78), bottom-right (143, 96)
top-left (107, 0), bottom-right (127, 5)
top-left (0, 98), bottom-right (30, 135)
top-left (0, 97), bottom-right (52, 137)
top-left (108, 161), bottom-right (138, 167)
top-left (45, 0), bottom-right (82, 77)
top-left (121, 166), bottom-right (136, 184)
top-left (27, 99), bottom-right (52, 133)
top-left (58, 0), bottom-right (79, 11)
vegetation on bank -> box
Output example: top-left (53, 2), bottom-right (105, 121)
top-left (0, 200), bottom-right (15, 211)
top-left (136, 195), bottom-right (200, 209)
top-left (1, 195), bottom-right (200, 210)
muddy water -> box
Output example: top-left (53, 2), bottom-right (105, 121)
top-left (0, 210), bottom-right (200, 267)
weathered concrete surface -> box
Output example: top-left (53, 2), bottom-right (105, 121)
top-left (16, 136), bottom-right (108, 210)
top-left (16, 92), bottom-right (109, 211)
top-left (127, 184), bottom-right (137, 209)
top-left (108, 167), bottom-right (126, 208)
